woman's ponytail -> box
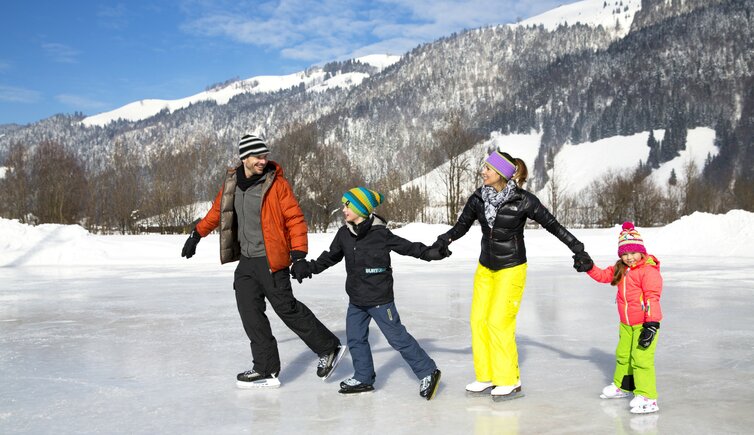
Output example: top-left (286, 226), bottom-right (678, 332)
top-left (500, 152), bottom-right (528, 187)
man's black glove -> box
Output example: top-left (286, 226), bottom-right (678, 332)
top-left (290, 250), bottom-right (312, 283)
top-left (181, 229), bottom-right (201, 259)
top-left (432, 234), bottom-right (452, 258)
top-left (638, 322), bottom-right (660, 348)
top-left (421, 246), bottom-right (452, 261)
top-left (572, 251), bottom-right (594, 272)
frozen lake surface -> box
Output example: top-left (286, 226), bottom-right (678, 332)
top-left (2, 217), bottom-right (754, 434)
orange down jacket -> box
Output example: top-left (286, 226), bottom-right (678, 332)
top-left (195, 162), bottom-right (308, 272)
top-left (587, 254), bottom-right (663, 326)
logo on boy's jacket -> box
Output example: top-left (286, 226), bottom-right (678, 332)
top-left (365, 267), bottom-right (387, 274)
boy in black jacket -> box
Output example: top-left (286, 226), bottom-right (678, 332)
top-left (292, 187), bottom-right (447, 400)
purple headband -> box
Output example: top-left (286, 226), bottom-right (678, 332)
top-left (485, 151), bottom-right (516, 180)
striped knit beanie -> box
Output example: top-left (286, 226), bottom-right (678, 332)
top-left (238, 134), bottom-right (269, 160)
top-left (617, 222), bottom-right (647, 256)
top-left (484, 150), bottom-right (516, 180)
top-left (342, 187), bottom-right (383, 218)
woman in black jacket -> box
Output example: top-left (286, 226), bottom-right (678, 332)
top-left (433, 150), bottom-right (591, 401)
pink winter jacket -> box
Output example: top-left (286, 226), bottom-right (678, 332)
top-left (587, 255), bottom-right (663, 326)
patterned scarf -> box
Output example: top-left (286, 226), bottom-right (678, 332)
top-left (481, 180), bottom-right (517, 229)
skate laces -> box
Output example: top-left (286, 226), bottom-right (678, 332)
top-left (343, 378), bottom-right (361, 386)
top-left (420, 375), bottom-right (431, 391)
top-left (317, 354), bottom-right (330, 369)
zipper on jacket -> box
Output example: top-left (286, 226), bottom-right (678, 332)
top-left (623, 268), bottom-right (630, 324)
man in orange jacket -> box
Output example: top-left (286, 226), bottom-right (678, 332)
top-left (181, 133), bottom-right (345, 389)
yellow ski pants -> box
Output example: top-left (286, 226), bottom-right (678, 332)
top-left (471, 262), bottom-right (528, 386)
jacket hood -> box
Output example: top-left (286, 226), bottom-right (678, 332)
top-left (633, 254), bottom-right (661, 270)
top-left (345, 213), bottom-right (387, 236)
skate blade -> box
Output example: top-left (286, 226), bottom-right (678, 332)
top-left (322, 346), bottom-right (349, 381)
top-left (338, 389), bottom-right (375, 395)
top-left (466, 387), bottom-right (493, 397)
top-left (491, 389), bottom-right (524, 402)
top-left (600, 393), bottom-right (630, 399)
top-left (236, 380), bottom-right (281, 389)
top-left (424, 372), bottom-right (442, 401)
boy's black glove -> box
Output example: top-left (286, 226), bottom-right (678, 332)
top-left (421, 247), bottom-right (452, 261)
top-left (638, 322), bottom-right (660, 348)
top-left (432, 234), bottom-right (452, 257)
top-left (290, 250), bottom-right (312, 283)
top-left (181, 229), bottom-right (201, 259)
top-left (572, 251), bottom-right (594, 272)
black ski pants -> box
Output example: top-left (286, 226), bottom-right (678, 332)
top-left (234, 255), bottom-right (340, 376)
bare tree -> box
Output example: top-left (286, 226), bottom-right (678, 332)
top-left (375, 170), bottom-right (427, 225)
top-left (301, 143), bottom-right (362, 232)
top-left (0, 142), bottom-right (31, 222)
top-left (583, 170), bottom-right (634, 226)
top-left (107, 141), bottom-right (144, 233)
top-left (432, 111), bottom-right (480, 224)
top-left (29, 140), bottom-right (88, 224)
top-left (271, 122), bottom-right (319, 191)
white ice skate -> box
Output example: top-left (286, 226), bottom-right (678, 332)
top-left (630, 395), bottom-right (659, 414)
top-left (465, 380), bottom-right (493, 397)
top-left (600, 383), bottom-right (631, 399)
top-left (491, 382), bottom-right (524, 402)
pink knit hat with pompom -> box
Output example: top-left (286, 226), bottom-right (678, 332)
top-left (617, 222), bottom-right (647, 256)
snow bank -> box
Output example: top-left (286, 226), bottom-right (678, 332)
top-left (1, 210), bottom-right (752, 268)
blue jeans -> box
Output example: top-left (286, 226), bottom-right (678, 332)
top-left (346, 301), bottom-right (436, 385)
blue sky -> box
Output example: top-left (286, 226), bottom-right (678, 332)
top-left (0, 0), bottom-right (564, 125)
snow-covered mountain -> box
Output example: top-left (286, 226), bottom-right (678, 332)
top-left (516, 0), bottom-right (641, 36)
top-left (82, 55), bottom-right (400, 127)
top-left (78, 2), bottom-right (641, 129)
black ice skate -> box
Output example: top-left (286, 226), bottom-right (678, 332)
top-left (338, 378), bottom-right (375, 394)
top-left (317, 344), bottom-right (347, 380)
top-left (419, 369), bottom-right (442, 400)
top-left (236, 370), bottom-right (281, 389)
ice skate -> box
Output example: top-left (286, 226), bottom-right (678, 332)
top-left (317, 344), bottom-right (348, 380)
top-left (491, 382), bottom-right (524, 402)
top-left (338, 377), bottom-right (375, 394)
top-left (236, 370), bottom-right (281, 389)
top-left (465, 380), bottom-right (493, 397)
top-left (419, 369), bottom-right (441, 400)
top-left (600, 383), bottom-right (630, 399)
top-left (630, 395), bottom-right (659, 414)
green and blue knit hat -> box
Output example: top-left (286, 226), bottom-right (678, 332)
top-left (342, 187), bottom-right (383, 218)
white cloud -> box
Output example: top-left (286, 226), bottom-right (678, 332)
top-left (56, 94), bottom-right (109, 110)
top-left (42, 43), bottom-right (81, 64)
top-left (0, 85), bottom-right (41, 103)
top-left (97, 4), bottom-right (129, 29)
top-left (181, 0), bottom-right (566, 62)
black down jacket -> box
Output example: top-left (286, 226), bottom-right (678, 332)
top-left (444, 187), bottom-right (583, 271)
top-left (310, 214), bottom-right (434, 306)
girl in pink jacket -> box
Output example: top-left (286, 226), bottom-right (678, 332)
top-left (583, 222), bottom-right (663, 414)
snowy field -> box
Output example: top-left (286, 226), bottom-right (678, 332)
top-left (1, 211), bottom-right (754, 434)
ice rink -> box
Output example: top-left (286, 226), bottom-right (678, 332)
top-left (2, 214), bottom-right (754, 434)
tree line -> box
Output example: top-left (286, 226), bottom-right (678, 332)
top-left (2, 113), bottom-right (746, 234)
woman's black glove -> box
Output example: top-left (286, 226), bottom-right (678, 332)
top-left (290, 250), bottom-right (312, 283)
top-left (572, 251), bottom-right (594, 272)
top-left (638, 322), bottom-right (660, 348)
top-left (432, 234), bottom-right (452, 257)
top-left (421, 247), bottom-right (452, 261)
top-left (181, 229), bottom-right (201, 259)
